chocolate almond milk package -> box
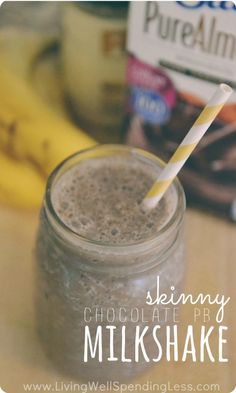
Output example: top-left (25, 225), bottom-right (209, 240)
top-left (125, 1), bottom-right (236, 220)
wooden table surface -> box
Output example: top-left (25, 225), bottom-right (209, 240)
top-left (0, 206), bottom-right (235, 393)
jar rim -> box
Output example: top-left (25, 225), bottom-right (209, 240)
top-left (74, 2), bottom-right (129, 18)
top-left (44, 144), bottom-right (186, 254)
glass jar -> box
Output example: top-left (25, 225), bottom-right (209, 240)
top-left (61, 2), bottom-right (128, 142)
top-left (35, 145), bottom-right (186, 382)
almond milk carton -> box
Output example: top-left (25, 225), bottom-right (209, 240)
top-left (125, 1), bottom-right (236, 220)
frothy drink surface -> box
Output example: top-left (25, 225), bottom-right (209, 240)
top-left (52, 156), bottom-right (175, 245)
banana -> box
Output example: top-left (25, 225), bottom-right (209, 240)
top-left (0, 29), bottom-right (57, 81)
top-left (0, 64), bottom-right (96, 171)
top-left (0, 151), bottom-right (45, 209)
top-left (0, 61), bottom-right (96, 209)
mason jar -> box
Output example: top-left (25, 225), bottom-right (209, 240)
top-left (61, 2), bottom-right (128, 141)
top-left (35, 145), bottom-right (186, 382)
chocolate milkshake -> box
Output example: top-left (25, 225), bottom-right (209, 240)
top-left (52, 155), bottom-right (174, 244)
top-left (35, 145), bottom-right (185, 382)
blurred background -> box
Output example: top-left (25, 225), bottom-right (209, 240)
top-left (0, 1), bottom-right (236, 217)
top-left (0, 2), bottom-right (235, 392)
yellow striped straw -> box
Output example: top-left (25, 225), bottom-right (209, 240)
top-left (142, 83), bottom-right (233, 210)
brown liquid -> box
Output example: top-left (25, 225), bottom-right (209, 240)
top-left (35, 151), bottom-right (184, 382)
top-left (52, 156), bottom-right (173, 244)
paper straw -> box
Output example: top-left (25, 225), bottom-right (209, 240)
top-left (142, 83), bottom-right (233, 210)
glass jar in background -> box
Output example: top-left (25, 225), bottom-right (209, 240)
top-left (61, 2), bottom-right (128, 142)
top-left (35, 145), bottom-right (186, 382)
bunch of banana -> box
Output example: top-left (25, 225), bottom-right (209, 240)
top-left (0, 62), bottom-right (96, 209)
